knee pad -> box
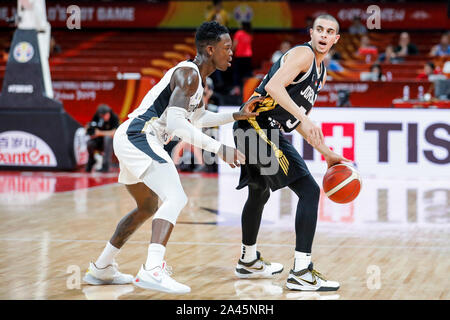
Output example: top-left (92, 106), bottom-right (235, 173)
top-left (153, 190), bottom-right (188, 225)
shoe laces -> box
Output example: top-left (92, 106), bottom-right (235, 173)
top-left (257, 251), bottom-right (271, 266)
top-left (111, 260), bottom-right (122, 277)
top-left (161, 261), bottom-right (173, 276)
top-left (259, 256), bottom-right (271, 266)
top-left (308, 263), bottom-right (327, 281)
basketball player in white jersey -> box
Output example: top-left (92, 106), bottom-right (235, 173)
top-left (83, 21), bottom-right (260, 294)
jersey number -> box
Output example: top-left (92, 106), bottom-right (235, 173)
top-left (286, 118), bottom-right (300, 129)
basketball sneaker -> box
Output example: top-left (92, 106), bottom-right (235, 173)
top-left (286, 262), bottom-right (340, 291)
top-left (83, 261), bottom-right (134, 285)
top-left (235, 251), bottom-right (284, 279)
top-left (133, 261), bottom-right (191, 294)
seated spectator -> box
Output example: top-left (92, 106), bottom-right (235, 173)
top-left (429, 33), bottom-right (450, 57)
top-left (85, 104), bottom-right (119, 173)
top-left (300, 16), bottom-right (314, 34)
top-left (1, 41), bottom-right (10, 62)
top-left (50, 36), bottom-right (62, 55)
top-left (349, 16), bottom-right (367, 35)
top-left (377, 44), bottom-right (404, 64)
top-left (358, 35), bottom-right (378, 62)
top-left (271, 40), bottom-right (291, 64)
top-left (416, 61), bottom-right (441, 81)
top-left (394, 32), bottom-right (418, 57)
top-left (324, 52), bottom-right (343, 72)
top-left (329, 48), bottom-right (342, 61)
top-left (360, 63), bottom-right (386, 82)
top-left (443, 60), bottom-right (450, 74)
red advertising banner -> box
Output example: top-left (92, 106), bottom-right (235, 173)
top-left (0, 77), bottom-right (442, 127)
top-left (0, 1), bottom-right (448, 30)
top-left (47, 80), bottom-right (444, 125)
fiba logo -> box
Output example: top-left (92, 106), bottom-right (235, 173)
top-left (13, 41), bottom-right (34, 63)
top-left (233, 4), bottom-right (253, 23)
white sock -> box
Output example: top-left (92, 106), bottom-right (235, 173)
top-left (95, 242), bottom-right (120, 269)
top-left (240, 244), bottom-right (257, 263)
top-left (294, 251), bottom-right (311, 272)
top-left (145, 243), bottom-right (166, 270)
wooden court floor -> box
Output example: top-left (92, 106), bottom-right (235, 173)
top-left (0, 171), bottom-right (449, 300)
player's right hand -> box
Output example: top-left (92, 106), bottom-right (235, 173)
top-left (217, 145), bottom-right (246, 168)
top-left (324, 151), bottom-right (352, 169)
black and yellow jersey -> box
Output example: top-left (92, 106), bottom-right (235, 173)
top-left (252, 42), bottom-right (326, 133)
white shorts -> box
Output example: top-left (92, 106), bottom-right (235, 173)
top-left (113, 118), bottom-right (173, 185)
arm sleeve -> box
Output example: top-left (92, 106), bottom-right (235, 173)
top-left (166, 107), bottom-right (222, 154)
top-left (189, 106), bottom-right (234, 128)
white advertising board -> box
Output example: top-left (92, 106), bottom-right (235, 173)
top-left (218, 107), bottom-right (450, 178)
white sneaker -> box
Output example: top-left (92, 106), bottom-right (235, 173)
top-left (235, 251), bottom-right (284, 279)
top-left (286, 262), bottom-right (340, 291)
top-left (133, 261), bottom-right (191, 294)
top-left (83, 261), bottom-right (134, 285)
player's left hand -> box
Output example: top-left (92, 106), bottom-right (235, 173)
top-left (232, 95), bottom-right (263, 120)
top-left (325, 151), bottom-right (351, 169)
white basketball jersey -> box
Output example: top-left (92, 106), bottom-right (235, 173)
top-left (127, 60), bottom-right (204, 144)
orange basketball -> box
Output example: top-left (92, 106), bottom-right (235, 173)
top-left (322, 163), bottom-right (362, 204)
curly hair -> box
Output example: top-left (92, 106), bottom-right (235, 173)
top-left (195, 21), bottom-right (229, 53)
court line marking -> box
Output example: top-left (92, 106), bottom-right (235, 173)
top-left (0, 237), bottom-right (448, 250)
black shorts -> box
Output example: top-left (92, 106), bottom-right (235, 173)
top-left (233, 117), bottom-right (310, 192)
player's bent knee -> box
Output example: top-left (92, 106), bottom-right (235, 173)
top-left (249, 185), bottom-right (270, 203)
top-left (311, 180), bottom-right (320, 201)
top-left (153, 191), bottom-right (188, 226)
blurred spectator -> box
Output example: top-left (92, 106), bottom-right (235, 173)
top-left (348, 16), bottom-right (367, 35)
top-left (337, 90), bottom-right (351, 107)
top-left (271, 40), bottom-right (291, 64)
top-left (358, 35), bottom-right (378, 62)
top-left (324, 52), bottom-right (343, 72)
top-left (416, 61), bottom-right (438, 81)
top-left (429, 33), bottom-right (450, 57)
top-left (360, 63), bottom-right (386, 82)
top-left (172, 77), bottom-right (218, 173)
top-left (300, 16), bottom-right (314, 34)
top-left (1, 41), bottom-right (10, 62)
top-left (205, 0), bottom-right (229, 27)
top-left (85, 104), bottom-right (119, 173)
top-left (377, 44), bottom-right (403, 64)
top-left (231, 21), bottom-right (253, 97)
top-left (50, 36), bottom-right (61, 55)
top-left (443, 60), bottom-right (450, 74)
top-left (394, 32), bottom-right (418, 57)
top-left (1, 48), bottom-right (8, 62)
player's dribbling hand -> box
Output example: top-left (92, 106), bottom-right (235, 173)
top-left (324, 151), bottom-right (352, 169)
top-left (232, 95), bottom-right (263, 120)
top-left (217, 145), bottom-right (246, 168)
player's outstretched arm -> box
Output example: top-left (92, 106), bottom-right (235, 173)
top-left (166, 67), bottom-right (245, 168)
top-left (190, 97), bottom-right (261, 128)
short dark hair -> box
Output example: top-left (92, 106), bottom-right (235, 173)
top-left (313, 14), bottom-right (340, 34)
top-left (97, 104), bottom-right (111, 115)
top-left (195, 21), bottom-right (229, 53)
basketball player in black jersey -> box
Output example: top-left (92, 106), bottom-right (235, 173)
top-left (233, 14), bottom-right (350, 291)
